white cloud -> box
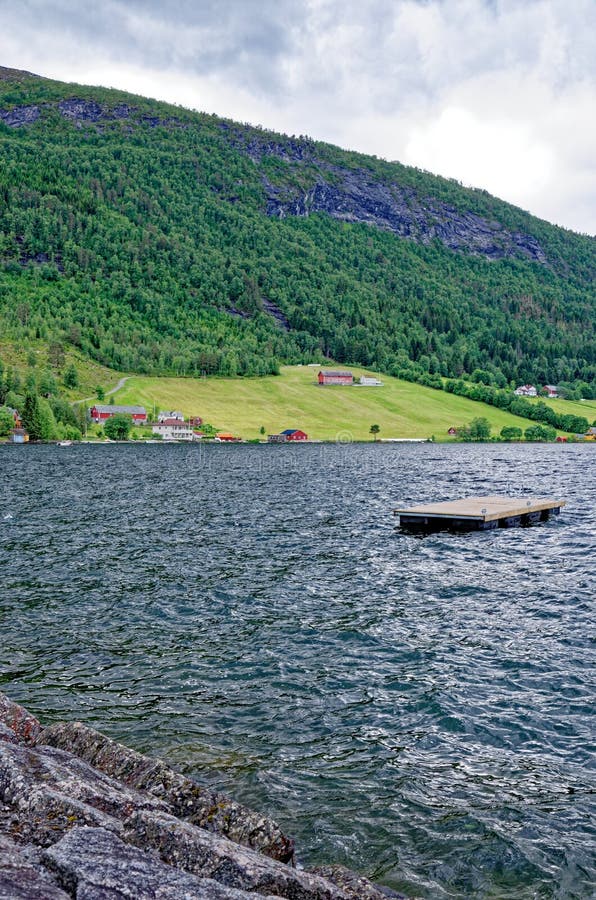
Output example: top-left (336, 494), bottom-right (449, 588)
top-left (403, 107), bottom-right (555, 202)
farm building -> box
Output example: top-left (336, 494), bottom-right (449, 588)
top-left (90, 405), bottom-right (147, 424)
top-left (359, 376), bottom-right (383, 386)
top-left (543, 385), bottom-right (559, 398)
top-left (157, 410), bottom-right (184, 422)
top-left (268, 429), bottom-right (308, 442)
top-left (318, 370), bottom-right (353, 385)
top-left (514, 385), bottom-right (537, 397)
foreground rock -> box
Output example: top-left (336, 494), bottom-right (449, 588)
top-left (39, 720), bottom-right (293, 863)
top-left (0, 834), bottom-right (70, 899)
top-left (42, 827), bottom-right (279, 900)
top-left (0, 692), bottom-right (406, 898)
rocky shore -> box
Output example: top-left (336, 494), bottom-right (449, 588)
top-left (0, 692), bottom-right (406, 899)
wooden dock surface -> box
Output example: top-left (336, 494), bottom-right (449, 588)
top-left (395, 495), bottom-right (565, 526)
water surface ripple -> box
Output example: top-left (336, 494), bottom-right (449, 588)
top-left (1, 443), bottom-right (594, 898)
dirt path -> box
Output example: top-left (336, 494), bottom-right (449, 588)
top-left (73, 376), bottom-right (130, 405)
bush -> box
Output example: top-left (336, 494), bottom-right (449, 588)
top-left (103, 414), bottom-right (132, 440)
top-left (460, 417), bottom-right (492, 441)
top-left (0, 406), bottom-right (15, 437)
top-left (500, 426), bottom-right (523, 441)
top-left (63, 364), bottom-right (79, 388)
top-left (524, 424), bottom-right (556, 442)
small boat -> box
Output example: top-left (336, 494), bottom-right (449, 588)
top-left (57, 440), bottom-right (73, 447)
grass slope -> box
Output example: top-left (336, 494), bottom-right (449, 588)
top-left (114, 365), bottom-right (556, 441)
top-left (1, 341), bottom-right (120, 401)
top-left (527, 395), bottom-right (596, 420)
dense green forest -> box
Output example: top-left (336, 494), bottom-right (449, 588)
top-left (0, 66), bottom-right (594, 395)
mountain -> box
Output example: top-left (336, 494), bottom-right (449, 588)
top-left (0, 66), bottom-right (594, 394)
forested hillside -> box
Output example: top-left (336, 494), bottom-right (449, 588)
top-left (0, 66), bottom-right (594, 394)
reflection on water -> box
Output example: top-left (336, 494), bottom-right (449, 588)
top-left (1, 442), bottom-right (594, 898)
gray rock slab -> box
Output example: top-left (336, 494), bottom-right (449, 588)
top-left (39, 721), bottom-right (294, 861)
top-left (0, 740), bottom-right (165, 845)
top-left (0, 834), bottom-right (70, 899)
top-left (0, 723), bottom-right (17, 744)
top-left (0, 739), bottom-right (166, 816)
top-left (42, 826), bottom-right (279, 899)
top-left (125, 809), bottom-right (351, 899)
top-left (0, 105), bottom-right (40, 127)
top-left (0, 693), bottom-right (42, 745)
top-left (310, 864), bottom-right (408, 899)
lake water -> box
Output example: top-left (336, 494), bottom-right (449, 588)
top-left (1, 442), bottom-right (594, 898)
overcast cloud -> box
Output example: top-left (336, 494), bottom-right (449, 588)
top-left (1, 0), bottom-right (595, 234)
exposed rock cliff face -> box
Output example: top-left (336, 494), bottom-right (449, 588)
top-left (0, 104), bottom-right (40, 127)
top-left (0, 97), bottom-right (178, 130)
top-left (0, 693), bottom-right (405, 899)
top-left (227, 130), bottom-right (547, 263)
top-left (266, 174), bottom-right (547, 262)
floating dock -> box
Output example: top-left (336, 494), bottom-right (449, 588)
top-left (395, 495), bottom-right (565, 533)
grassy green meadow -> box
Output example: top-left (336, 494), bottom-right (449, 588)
top-left (529, 395), bottom-right (596, 421)
top-left (112, 365), bottom-right (566, 441)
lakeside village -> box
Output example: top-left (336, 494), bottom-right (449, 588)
top-left (2, 369), bottom-right (596, 445)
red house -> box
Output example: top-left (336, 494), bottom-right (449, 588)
top-left (89, 404), bottom-right (147, 424)
top-left (268, 429), bottom-right (308, 442)
top-left (281, 429), bottom-right (308, 441)
top-left (318, 370), bottom-right (353, 386)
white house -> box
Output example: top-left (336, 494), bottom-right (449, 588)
top-left (359, 376), bottom-right (384, 386)
top-left (514, 384), bottom-right (537, 397)
top-left (152, 418), bottom-right (195, 441)
top-left (157, 410), bottom-right (184, 423)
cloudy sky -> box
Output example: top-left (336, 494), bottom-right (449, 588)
top-left (1, 0), bottom-right (595, 234)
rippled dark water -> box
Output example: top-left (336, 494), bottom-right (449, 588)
top-left (1, 442), bottom-right (594, 897)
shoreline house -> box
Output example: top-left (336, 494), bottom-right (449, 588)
top-left (90, 404), bottom-right (147, 424)
top-left (9, 427), bottom-right (29, 443)
top-left (514, 384), bottom-right (537, 397)
top-left (157, 410), bottom-right (184, 423)
top-left (318, 370), bottom-right (353, 386)
top-left (215, 432), bottom-right (240, 442)
top-left (268, 429), bottom-right (308, 442)
top-left (152, 418), bottom-right (195, 441)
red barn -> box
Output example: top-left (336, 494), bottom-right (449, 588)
top-left (318, 370), bottom-right (353, 385)
top-left (89, 404), bottom-right (147, 424)
top-left (281, 429), bottom-right (308, 441)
